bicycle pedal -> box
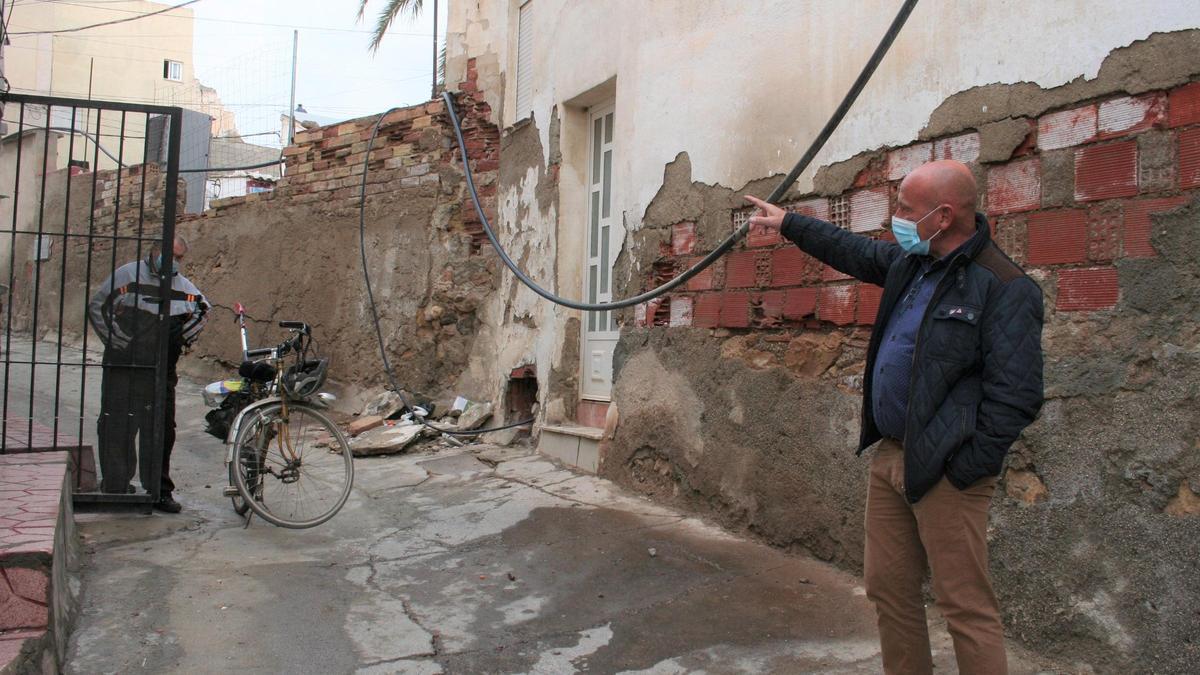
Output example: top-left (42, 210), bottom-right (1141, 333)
top-left (222, 486), bottom-right (239, 497)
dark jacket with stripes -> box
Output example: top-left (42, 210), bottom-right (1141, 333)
top-left (87, 257), bottom-right (209, 365)
top-left (781, 211), bottom-right (1044, 503)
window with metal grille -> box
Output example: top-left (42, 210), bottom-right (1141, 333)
top-left (515, 1), bottom-right (534, 120)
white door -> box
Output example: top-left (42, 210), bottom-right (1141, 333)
top-left (582, 104), bottom-right (617, 400)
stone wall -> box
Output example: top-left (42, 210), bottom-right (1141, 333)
top-left (176, 65), bottom-right (502, 401)
top-left (604, 39), bottom-right (1200, 673)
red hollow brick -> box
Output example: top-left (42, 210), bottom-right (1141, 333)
top-left (1057, 267), bottom-right (1119, 312)
top-left (818, 285), bottom-right (858, 326)
top-left (934, 133), bottom-right (981, 164)
top-left (755, 290), bottom-right (785, 327)
top-left (1181, 127), bottom-right (1200, 190)
top-left (746, 223), bottom-right (782, 248)
top-left (788, 197), bottom-right (831, 221)
top-left (669, 296), bottom-right (694, 327)
top-left (887, 143), bottom-right (932, 181)
top-left (1123, 196), bottom-right (1191, 258)
top-left (1027, 210), bottom-right (1087, 265)
top-left (725, 251), bottom-right (758, 288)
top-left (822, 264), bottom-right (853, 282)
top-left (858, 284), bottom-right (884, 325)
top-left (1097, 93), bottom-right (1165, 139)
top-left (686, 257), bottom-right (720, 291)
top-left (1167, 81), bottom-right (1200, 128)
top-left (671, 222), bottom-right (696, 256)
top-left (770, 248), bottom-right (816, 287)
top-left (1086, 205), bottom-right (1122, 263)
top-left (1074, 141), bottom-right (1138, 202)
top-left (987, 159), bottom-right (1041, 215)
top-left (783, 288), bottom-right (818, 320)
top-left (720, 291), bottom-right (751, 328)
top-left (693, 293), bottom-right (721, 328)
top-left (1038, 105), bottom-right (1097, 151)
top-left (850, 187), bottom-right (890, 233)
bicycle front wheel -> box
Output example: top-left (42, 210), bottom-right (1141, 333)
top-left (231, 402), bottom-right (354, 529)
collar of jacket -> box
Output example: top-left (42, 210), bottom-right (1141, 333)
top-left (901, 211), bottom-right (992, 270)
top-left (146, 254), bottom-right (179, 277)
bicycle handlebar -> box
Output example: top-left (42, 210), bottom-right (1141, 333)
top-left (244, 331), bottom-right (307, 361)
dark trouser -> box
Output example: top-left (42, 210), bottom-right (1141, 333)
top-left (97, 351), bottom-right (179, 496)
top-left (864, 438), bottom-right (1006, 675)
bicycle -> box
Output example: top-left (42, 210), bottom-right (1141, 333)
top-left (204, 304), bottom-right (353, 528)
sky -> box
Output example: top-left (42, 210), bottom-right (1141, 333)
top-left (188, 0), bottom-right (447, 137)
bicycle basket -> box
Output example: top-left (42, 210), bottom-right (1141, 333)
top-left (282, 358), bottom-right (329, 399)
top-left (204, 389), bottom-right (255, 440)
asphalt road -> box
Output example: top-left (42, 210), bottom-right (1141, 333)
top-left (3, 339), bottom-right (1065, 674)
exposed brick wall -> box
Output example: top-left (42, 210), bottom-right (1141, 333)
top-left (204, 60), bottom-right (500, 252)
top-left (635, 82), bottom-right (1200, 323)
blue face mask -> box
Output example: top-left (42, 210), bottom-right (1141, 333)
top-left (890, 207), bottom-right (942, 256)
top-left (156, 254), bottom-right (179, 275)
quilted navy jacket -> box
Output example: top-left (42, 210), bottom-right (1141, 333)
top-left (781, 211), bottom-right (1044, 503)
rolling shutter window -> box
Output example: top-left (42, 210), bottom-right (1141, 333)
top-left (515, 2), bottom-right (534, 120)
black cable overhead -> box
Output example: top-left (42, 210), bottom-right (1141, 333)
top-left (358, 0), bottom-right (919, 431)
top-left (8, 0), bottom-right (199, 36)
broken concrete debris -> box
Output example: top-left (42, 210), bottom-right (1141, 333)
top-left (347, 415), bottom-right (384, 437)
top-left (457, 402), bottom-right (493, 430)
top-left (349, 423), bottom-right (422, 457)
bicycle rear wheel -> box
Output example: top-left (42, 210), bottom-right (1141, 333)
top-left (231, 402), bottom-right (354, 528)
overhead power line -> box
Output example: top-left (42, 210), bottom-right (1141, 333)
top-left (9, 0), bottom-right (443, 37)
top-left (9, 0), bottom-right (198, 35)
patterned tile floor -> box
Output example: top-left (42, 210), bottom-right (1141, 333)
top-left (0, 453), bottom-right (65, 557)
top-left (2, 417), bottom-right (87, 454)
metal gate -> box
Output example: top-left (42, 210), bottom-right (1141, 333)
top-left (0, 93), bottom-right (182, 507)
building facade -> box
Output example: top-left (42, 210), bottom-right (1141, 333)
top-left (440, 2), bottom-right (1200, 671)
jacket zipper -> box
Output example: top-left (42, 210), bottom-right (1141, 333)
top-left (901, 255), bottom-right (965, 500)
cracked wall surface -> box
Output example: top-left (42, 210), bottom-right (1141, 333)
top-left (604, 31), bottom-right (1200, 673)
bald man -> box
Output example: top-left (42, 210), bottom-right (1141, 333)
top-left (747, 160), bottom-right (1044, 674)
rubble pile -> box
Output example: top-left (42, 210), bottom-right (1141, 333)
top-left (341, 389), bottom-right (523, 458)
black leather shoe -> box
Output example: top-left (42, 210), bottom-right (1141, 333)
top-left (154, 493), bottom-right (182, 513)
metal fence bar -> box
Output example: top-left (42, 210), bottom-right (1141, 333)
top-left (5, 359), bottom-right (153, 368)
top-left (52, 106), bottom-right (79, 443)
top-left (4, 229), bottom-right (165, 242)
top-left (147, 107), bottom-right (183, 504)
top-left (1, 103), bottom-right (24, 452)
top-left (77, 105), bottom-right (103, 458)
top-left (26, 104), bottom-right (54, 449)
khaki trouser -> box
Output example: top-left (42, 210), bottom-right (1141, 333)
top-left (864, 438), bottom-right (1006, 675)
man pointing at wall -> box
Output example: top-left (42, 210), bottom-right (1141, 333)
top-left (747, 160), bottom-right (1044, 674)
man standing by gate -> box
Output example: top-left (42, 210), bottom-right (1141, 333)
top-left (747, 160), bottom-right (1044, 674)
top-left (88, 235), bottom-right (208, 513)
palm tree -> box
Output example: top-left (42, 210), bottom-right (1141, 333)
top-left (357, 0), bottom-right (440, 98)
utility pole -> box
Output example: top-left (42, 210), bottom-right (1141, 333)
top-left (431, 0), bottom-right (438, 100)
top-left (288, 29), bottom-right (298, 145)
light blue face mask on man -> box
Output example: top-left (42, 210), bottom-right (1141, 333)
top-left (889, 207), bottom-right (942, 256)
top-left (155, 255), bottom-right (179, 275)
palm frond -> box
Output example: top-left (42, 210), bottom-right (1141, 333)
top-left (364, 0), bottom-right (425, 53)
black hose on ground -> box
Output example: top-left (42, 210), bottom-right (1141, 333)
top-left (442, 0), bottom-right (920, 311)
top-left (359, 0), bottom-right (919, 432)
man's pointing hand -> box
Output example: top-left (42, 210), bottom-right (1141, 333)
top-left (745, 195), bottom-right (785, 233)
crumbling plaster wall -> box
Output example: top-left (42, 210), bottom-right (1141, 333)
top-left (604, 31), bottom-right (1200, 674)
top-left (447, 0), bottom-right (1200, 222)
